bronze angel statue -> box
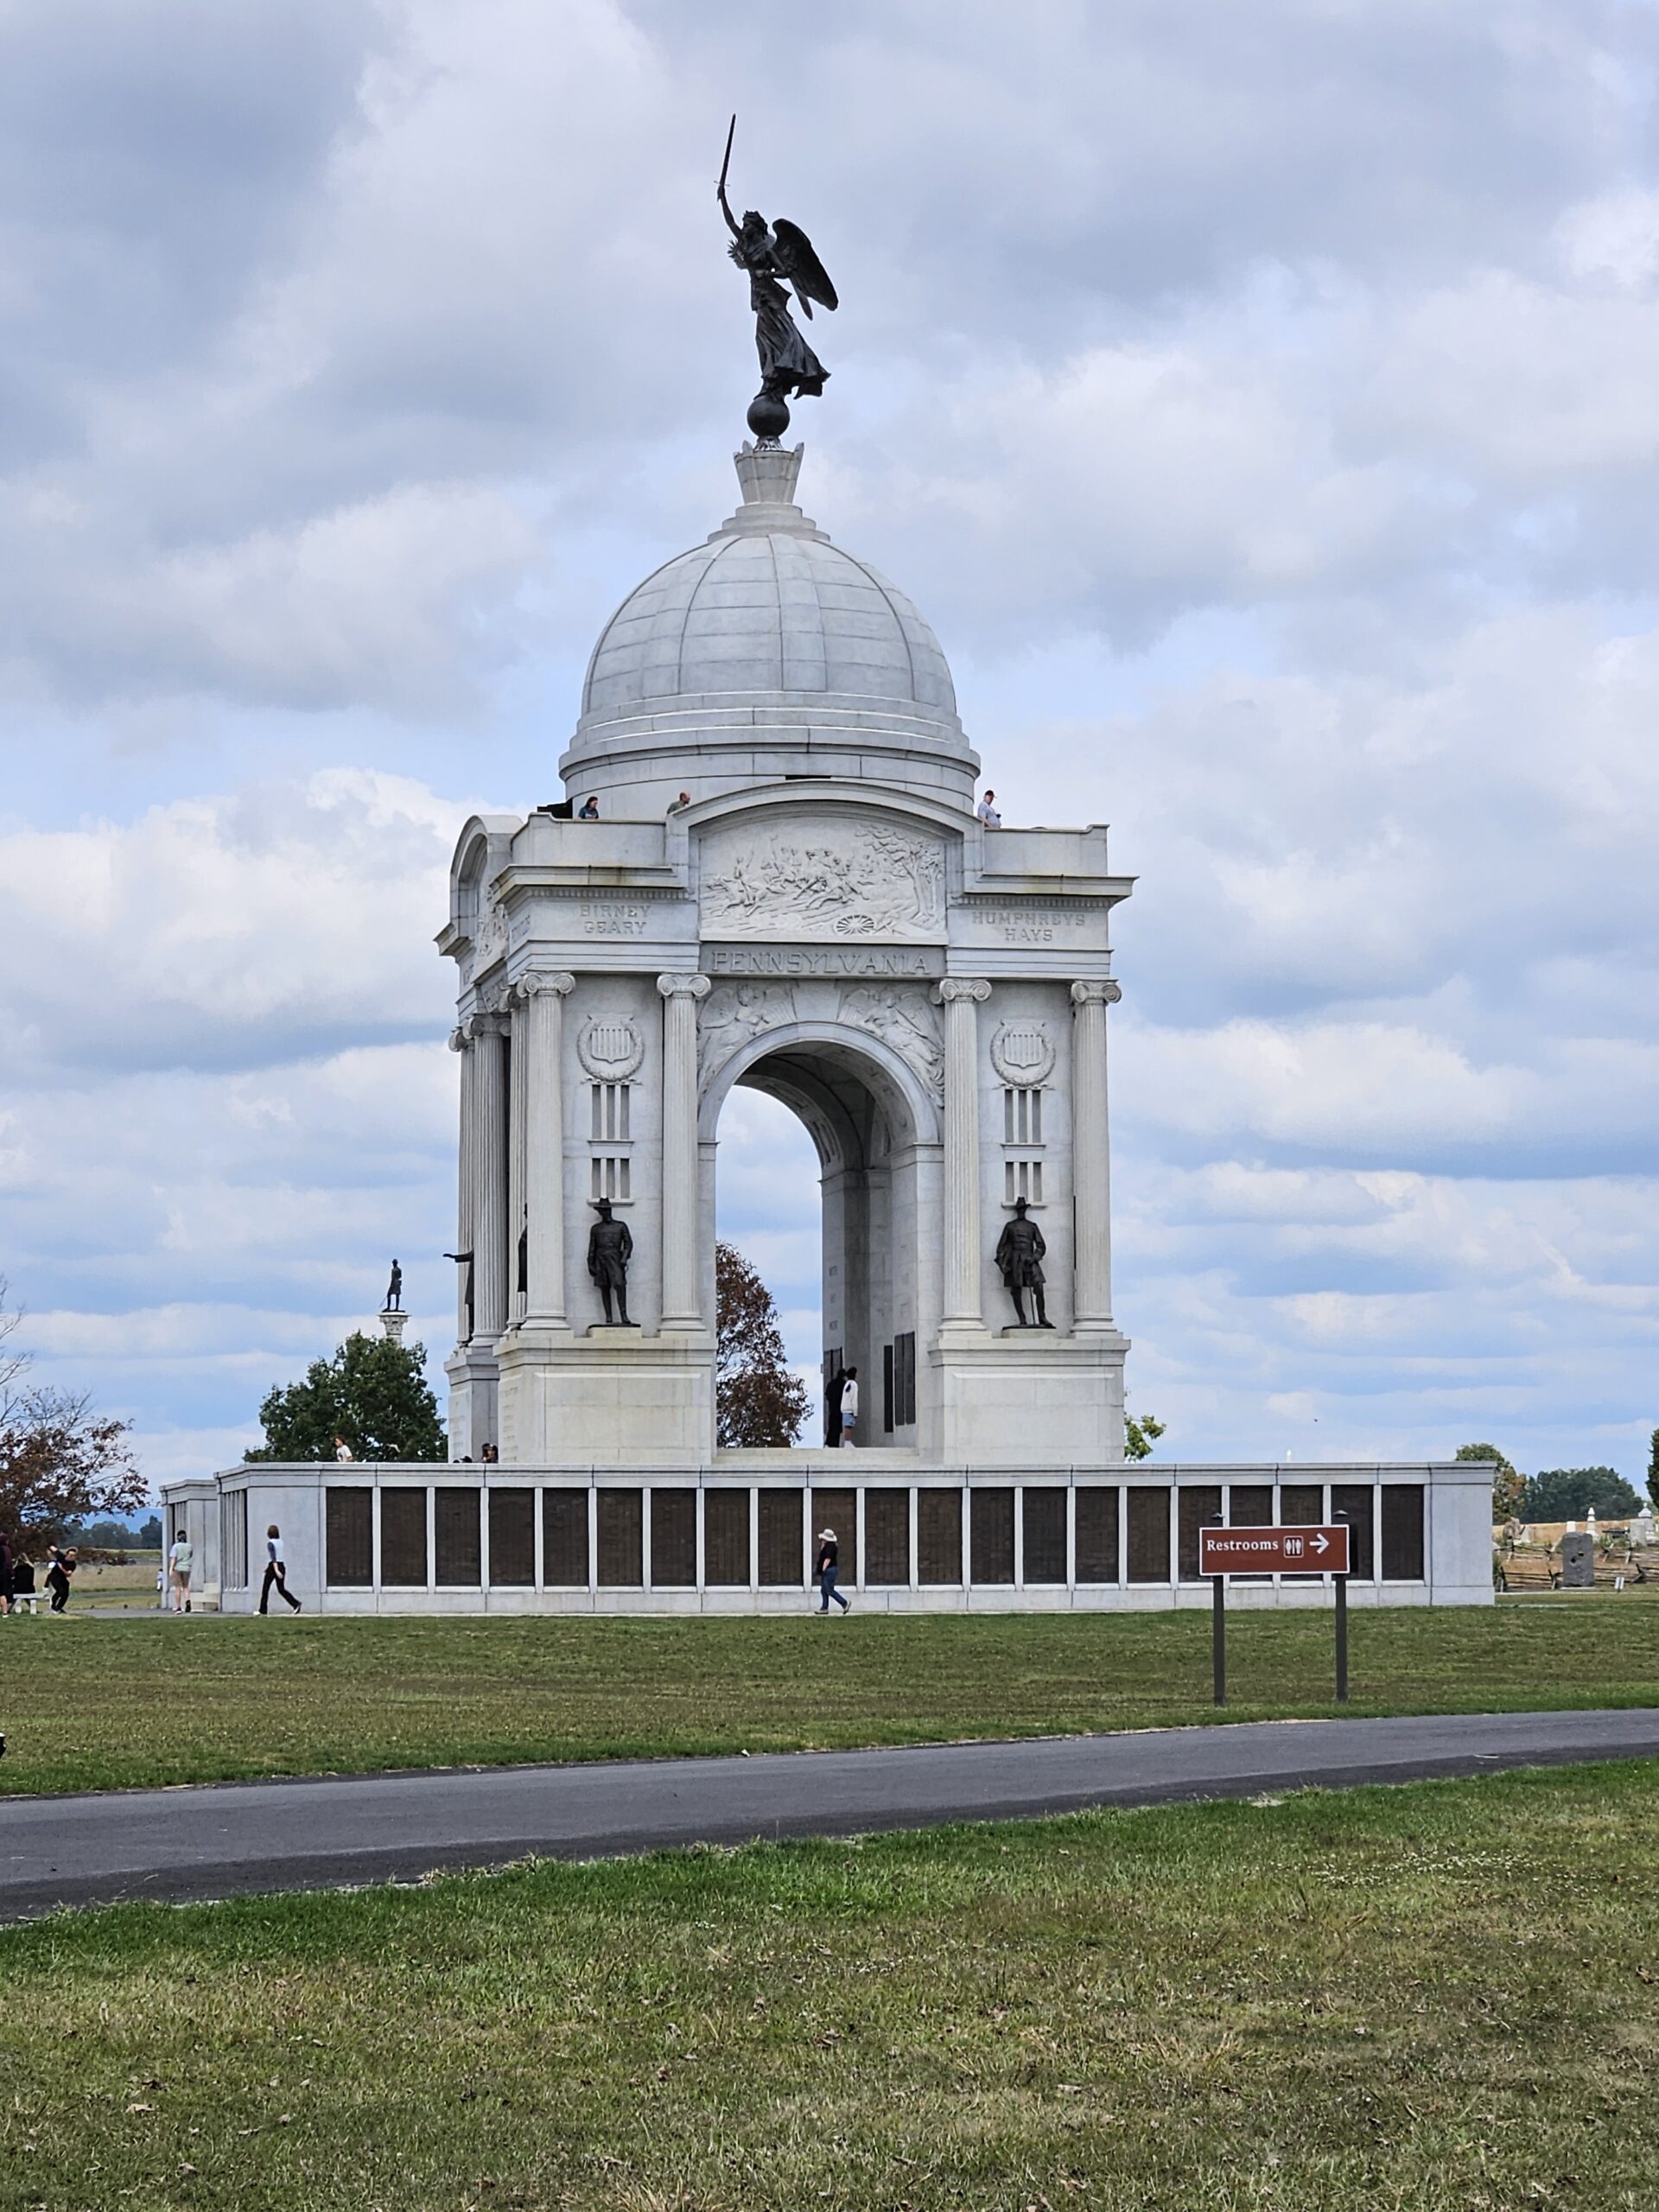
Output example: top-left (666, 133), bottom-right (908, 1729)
top-left (717, 117), bottom-right (837, 442)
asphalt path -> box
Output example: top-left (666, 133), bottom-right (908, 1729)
top-left (3, 1707), bottom-right (1658, 1920)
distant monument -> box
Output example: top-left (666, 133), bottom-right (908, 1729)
top-left (379, 1256), bottom-right (407, 1344)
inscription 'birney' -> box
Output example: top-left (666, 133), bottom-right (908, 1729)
top-left (582, 900), bottom-right (649, 937)
top-left (703, 943), bottom-right (943, 978)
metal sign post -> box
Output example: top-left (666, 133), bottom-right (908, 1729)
top-left (1208, 1513), bottom-right (1226, 1707)
top-left (1333, 1509), bottom-right (1350, 1703)
top-left (1198, 1522), bottom-right (1353, 1707)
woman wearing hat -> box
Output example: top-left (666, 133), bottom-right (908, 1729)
top-left (815, 1527), bottom-right (850, 1613)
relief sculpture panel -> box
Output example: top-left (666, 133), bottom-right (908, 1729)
top-left (699, 817), bottom-right (946, 942)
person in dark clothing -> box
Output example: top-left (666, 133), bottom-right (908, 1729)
top-left (0, 1530), bottom-right (12, 1615)
top-left (45, 1547), bottom-right (77, 1613)
top-left (823, 1366), bottom-right (847, 1448)
top-left (815, 1527), bottom-right (850, 1613)
top-left (258, 1524), bottom-right (303, 1615)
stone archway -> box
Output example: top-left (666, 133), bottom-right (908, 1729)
top-left (701, 1020), bottom-right (941, 1449)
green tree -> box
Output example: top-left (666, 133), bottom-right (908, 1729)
top-left (715, 1242), bottom-right (808, 1448)
top-left (1521, 1466), bottom-right (1642, 1520)
top-left (1456, 1441), bottom-right (1527, 1521)
top-left (1649, 1427), bottom-right (1659, 1512)
top-left (247, 1333), bottom-right (446, 1463)
top-left (1125, 1413), bottom-right (1166, 1461)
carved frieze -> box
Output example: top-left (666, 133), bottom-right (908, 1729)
top-left (699, 817), bottom-right (946, 942)
top-left (698, 982), bottom-right (793, 1081)
top-left (842, 982), bottom-right (945, 1103)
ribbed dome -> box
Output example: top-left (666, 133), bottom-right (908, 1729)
top-left (582, 526), bottom-right (957, 720)
top-left (561, 446), bottom-right (977, 817)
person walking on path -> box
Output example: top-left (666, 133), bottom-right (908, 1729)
top-left (839, 1365), bottom-right (859, 1447)
top-left (258, 1525), bottom-right (302, 1616)
top-left (45, 1546), bottom-right (76, 1613)
top-left (168, 1529), bottom-right (194, 1613)
top-left (816, 1527), bottom-right (851, 1613)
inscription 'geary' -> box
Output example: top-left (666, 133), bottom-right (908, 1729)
top-left (581, 899), bottom-right (649, 937)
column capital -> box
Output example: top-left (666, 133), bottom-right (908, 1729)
top-left (448, 1027), bottom-right (467, 1053)
top-left (462, 1010), bottom-right (511, 1043)
top-left (935, 976), bottom-right (992, 1006)
top-left (515, 969), bottom-right (575, 1001)
top-left (1071, 978), bottom-right (1122, 1008)
top-left (658, 971), bottom-right (711, 1002)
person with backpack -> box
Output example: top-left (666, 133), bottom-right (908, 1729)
top-left (258, 1525), bottom-right (302, 1615)
top-left (815, 1527), bottom-right (850, 1614)
top-left (45, 1546), bottom-right (77, 1613)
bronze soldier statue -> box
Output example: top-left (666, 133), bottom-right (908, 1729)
top-left (994, 1197), bottom-right (1051, 1328)
top-left (587, 1198), bottom-right (633, 1326)
top-left (385, 1258), bottom-right (402, 1312)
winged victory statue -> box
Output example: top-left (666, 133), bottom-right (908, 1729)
top-left (717, 116), bottom-right (838, 444)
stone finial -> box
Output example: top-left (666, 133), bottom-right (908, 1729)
top-left (735, 442), bottom-right (804, 507)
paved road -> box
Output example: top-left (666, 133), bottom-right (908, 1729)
top-left (4, 1707), bottom-right (1657, 1920)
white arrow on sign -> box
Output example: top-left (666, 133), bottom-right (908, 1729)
top-left (1312, 1532), bottom-right (1330, 1555)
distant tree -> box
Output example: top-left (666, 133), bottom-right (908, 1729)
top-left (0, 1280), bottom-right (143, 1548)
top-left (1522, 1466), bottom-right (1642, 1520)
top-left (715, 1243), bottom-right (808, 1448)
top-left (246, 1332), bottom-right (446, 1463)
top-left (1125, 1413), bottom-right (1166, 1462)
top-left (1649, 1428), bottom-right (1659, 1512)
top-left (138, 1514), bottom-right (162, 1548)
top-left (1456, 1442), bottom-right (1527, 1521)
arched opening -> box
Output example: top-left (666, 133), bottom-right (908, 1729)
top-left (714, 1087), bottom-right (822, 1429)
top-left (707, 1028), bottom-right (931, 1451)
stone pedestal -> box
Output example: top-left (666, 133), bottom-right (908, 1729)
top-left (378, 1307), bottom-right (408, 1344)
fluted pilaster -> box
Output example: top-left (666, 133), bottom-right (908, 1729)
top-left (518, 971), bottom-right (575, 1325)
top-left (1070, 979), bottom-right (1122, 1329)
top-left (467, 1007), bottom-right (511, 1338)
top-left (658, 972), bottom-right (711, 1332)
top-left (937, 976), bottom-right (992, 1331)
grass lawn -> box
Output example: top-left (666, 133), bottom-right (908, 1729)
top-left (2, 1763), bottom-right (1656, 2209)
top-left (2, 1600), bottom-right (1658, 1796)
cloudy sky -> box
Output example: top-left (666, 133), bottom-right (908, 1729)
top-left (3, 0), bottom-right (1657, 1486)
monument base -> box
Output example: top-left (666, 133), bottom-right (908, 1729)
top-left (931, 1329), bottom-right (1130, 1463)
top-left (497, 1325), bottom-right (715, 1464)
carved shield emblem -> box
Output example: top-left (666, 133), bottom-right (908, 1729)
top-left (990, 1023), bottom-right (1054, 1085)
top-left (577, 1017), bottom-right (645, 1081)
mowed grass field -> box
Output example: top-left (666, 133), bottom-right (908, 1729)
top-left (3, 1600), bottom-right (1658, 1796)
top-left (3, 1764), bottom-right (1656, 2209)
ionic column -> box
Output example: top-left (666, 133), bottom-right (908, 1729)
top-left (469, 1007), bottom-right (511, 1338)
top-left (936, 977), bottom-right (992, 1331)
top-left (1070, 979), bottom-right (1122, 1329)
top-left (658, 972), bottom-right (711, 1332)
top-left (507, 998), bottom-right (527, 1327)
top-left (518, 970), bottom-right (575, 1326)
top-left (449, 1027), bottom-right (474, 1340)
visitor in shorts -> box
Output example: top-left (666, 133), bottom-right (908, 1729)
top-left (168, 1530), bottom-right (194, 1614)
top-left (838, 1365), bottom-right (859, 1446)
top-left (816, 1527), bottom-right (850, 1613)
top-left (45, 1546), bottom-right (77, 1613)
top-left (259, 1524), bottom-right (302, 1615)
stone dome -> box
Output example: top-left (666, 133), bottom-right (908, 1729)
top-left (561, 446), bottom-right (977, 817)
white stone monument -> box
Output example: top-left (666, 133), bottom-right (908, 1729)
top-left (438, 444), bottom-right (1131, 1468)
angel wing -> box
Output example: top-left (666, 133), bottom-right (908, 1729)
top-left (772, 219), bottom-right (838, 318)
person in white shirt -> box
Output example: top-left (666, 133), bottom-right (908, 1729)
top-left (839, 1365), bottom-right (859, 1446)
top-left (168, 1532), bottom-right (194, 1614)
top-left (334, 1436), bottom-right (353, 1462)
top-left (259, 1524), bottom-right (302, 1615)
top-left (976, 789), bottom-right (1001, 827)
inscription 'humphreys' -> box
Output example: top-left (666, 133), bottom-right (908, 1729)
top-left (701, 823), bottom-right (945, 941)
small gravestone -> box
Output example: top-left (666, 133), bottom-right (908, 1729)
top-left (1560, 1531), bottom-right (1596, 1587)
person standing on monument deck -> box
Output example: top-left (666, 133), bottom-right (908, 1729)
top-left (815, 1528), bottom-right (850, 1613)
top-left (839, 1365), bottom-right (860, 1446)
top-left (824, 1363), bottom-right (848, 1447)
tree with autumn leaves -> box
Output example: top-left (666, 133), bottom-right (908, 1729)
top-left (0, 1281), bottom-right (143, 1547)
top-left (715, 1242), bottom-right (808, 1447)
